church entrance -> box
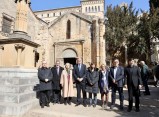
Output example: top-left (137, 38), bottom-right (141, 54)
top-left (64, 58), bottom-right (76, 66)
top-left (62, 48), bottom-right (77, 66)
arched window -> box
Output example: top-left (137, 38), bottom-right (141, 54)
top-left (47, 14), bottom-right (49, 17)
top-left (95, 6), bottom-right (97, 12)
top-left (98, 6), bottom-right (100, 11)
top-left (89, 7), bottom-right (91, 12)
top-left (66, 20), bottom-right (71, 39)
top-left (85, 7), bottom-right (87, 12)
top-left (92, 6), bottom-right (94, 12)
top-left (53, 13), bottom-right (55, 16)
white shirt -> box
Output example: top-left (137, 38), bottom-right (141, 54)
top-left (114, 67), bottom-right (118, 79)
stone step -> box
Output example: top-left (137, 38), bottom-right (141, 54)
top-left (0, 68), bottom-right (38, 78)
top-left (0, 84), bottom-right (38, 93)
top-left (0, 77), bottom-right (39, 85)
top-left (0, 99), bottom-right (38, 116)
top-left (0, 92), bottom-right (37, 103)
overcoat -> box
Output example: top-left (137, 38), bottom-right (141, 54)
top-left (60, 69), bottom-right (74, 98)
top-left (85, 69), bottom-right (99, 94)
top-left (38, 67), bottom-right (53, 91)
top-left (51, 66), bottom-right (64, 90)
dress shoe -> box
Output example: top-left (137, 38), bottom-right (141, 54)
top-left (57, 101), bottom-right (61, 104)
top-left (46, 104), bottom-right (50, 107)
top-left (144, 93), bottom-right (150, 96)
top-left (127, 108), bottom-right (132, 112)
top-left (41, 105), bottom-right (44, 108)
top-left (135, 108), bottom-right (140, 112)
top-left (88, 104), bottom-right (92, 107)
top-left (120, 106), bottom-right (124, 110)
top-left (64, 102), bottom-right (67, 105)
top-left (68, 102), bottom-right (71, 105)
top-left (75, 103), bottom-right (80, 106)
top-left (83, 104), bottom-right (87, 107)
top-left (93, 105), bottom-right (96, 108)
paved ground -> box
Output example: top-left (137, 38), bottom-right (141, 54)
top-left (28, 86), bottom-right (159, 117)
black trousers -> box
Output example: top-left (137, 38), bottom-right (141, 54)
top-left (142, 79), bottom-right (150, 94)
top-left (76, 83), bottom-right (87, 104)
top-left (52, 90), bottom-right (61, 103)
top-left (40, 90), bottom-right (51, 106)
top-left (128, 84), bottom-right (140, 109)
top-left (111, 85), bottom-right (124, 106)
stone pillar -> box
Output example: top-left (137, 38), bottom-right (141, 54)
top-left (99, 19), bottom-right (106, 66)
top-left (81, 41), bottom-right (84, 62)
top-left (0, 45), bottom-right (4, 66)
top-left (53, 43), bottom-right (56, 64)
top-left (0, 16), bottom-right (3, 32)
top-left (15, 44), bottom-right (25, 66)
top-left (14, 0), bottom-right (30, 33)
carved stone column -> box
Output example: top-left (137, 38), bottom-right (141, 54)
top-left (15, 44), bottom-right (25, 66)
top-left (14, 0), bottom-right (30, 33)
top-left (0, 45), bottom-right (4, 66)
top-left (80, 41), bottom-right (85, 62)
top-left (99, 19), bottom-right (106, 66)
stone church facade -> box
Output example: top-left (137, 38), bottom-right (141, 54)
top-left (0, 0), bottom-right (106, 68)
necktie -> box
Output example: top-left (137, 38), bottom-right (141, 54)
top-left (57, 67), bottom-right (59, 75)
top-left (78, 64), bottom-right (81, 71)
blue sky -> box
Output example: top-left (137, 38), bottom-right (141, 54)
top-left (31, 0), bottom-right (149, 12)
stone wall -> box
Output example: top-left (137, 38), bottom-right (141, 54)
top-left (0, 68), bottom-right (39, 116)
top-left (48, 13), bottom-right (92, 67)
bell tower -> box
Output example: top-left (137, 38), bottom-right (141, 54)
top-left (80, 0), bottom-right (105, 18)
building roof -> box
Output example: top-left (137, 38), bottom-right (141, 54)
top-left (48, 12), bottom-right (93, 28)
top-left (34, 6), bottom-right (81, 13)
top-left (81, 0), bottom-right (104, 1)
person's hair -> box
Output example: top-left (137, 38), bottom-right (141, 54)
top-left (65, 63), bottom-right (71, 68)
top-left (140, 61), bottom-right (145, 65)
top-left (56, 60), bottom-right (60, 63)
top-left (42, 60), bottom-right (47, 64)
top-left (112, 58), bottom-right (119, 62)
top-left (128, 58), bottom-right (134, 62)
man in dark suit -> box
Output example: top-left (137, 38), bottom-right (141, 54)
top-left (140, 61), bottom-right (150, 95)
top-left (109, 58), bottom-right (124, 110)
top-left (51, 60), bottom-right (64, 104)
top-left (125, 58), bottom-right (142, 112)
top-left (38, 61), bottom-right (53, 108)
top-left (73, 57), bottom-right (87, 107)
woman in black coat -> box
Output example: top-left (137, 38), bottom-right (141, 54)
top-left (85, 63), bottom-right (99, 107)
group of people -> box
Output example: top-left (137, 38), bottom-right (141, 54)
top-left (38, 57), bottom-right (152, 112)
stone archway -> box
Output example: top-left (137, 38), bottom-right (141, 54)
top-left (62, 48), bottom-right (77, 66)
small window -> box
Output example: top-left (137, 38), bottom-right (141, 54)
top-left (2, 16), bottom-right (12, 33)
top-left (66, 20), bottom-right (71, 39)
top-left (89, 7), bottom-right (91, 12)
top-left (47, 14), bottom-right (49, 17)
top-left (95, 6), bottom-right (97, 12)
top-left (98, 6), bottom-right (100, 11)
top-left (92, 6), bottom-right (94, 12)
top-left (85, 7), bottom-right (87, 12)
top-left (60, 12), bottom-right (61, 16)
top-left (53, 13), bottom-right (55, 16)
top-left (42, 14), bottom-right (43, 17)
